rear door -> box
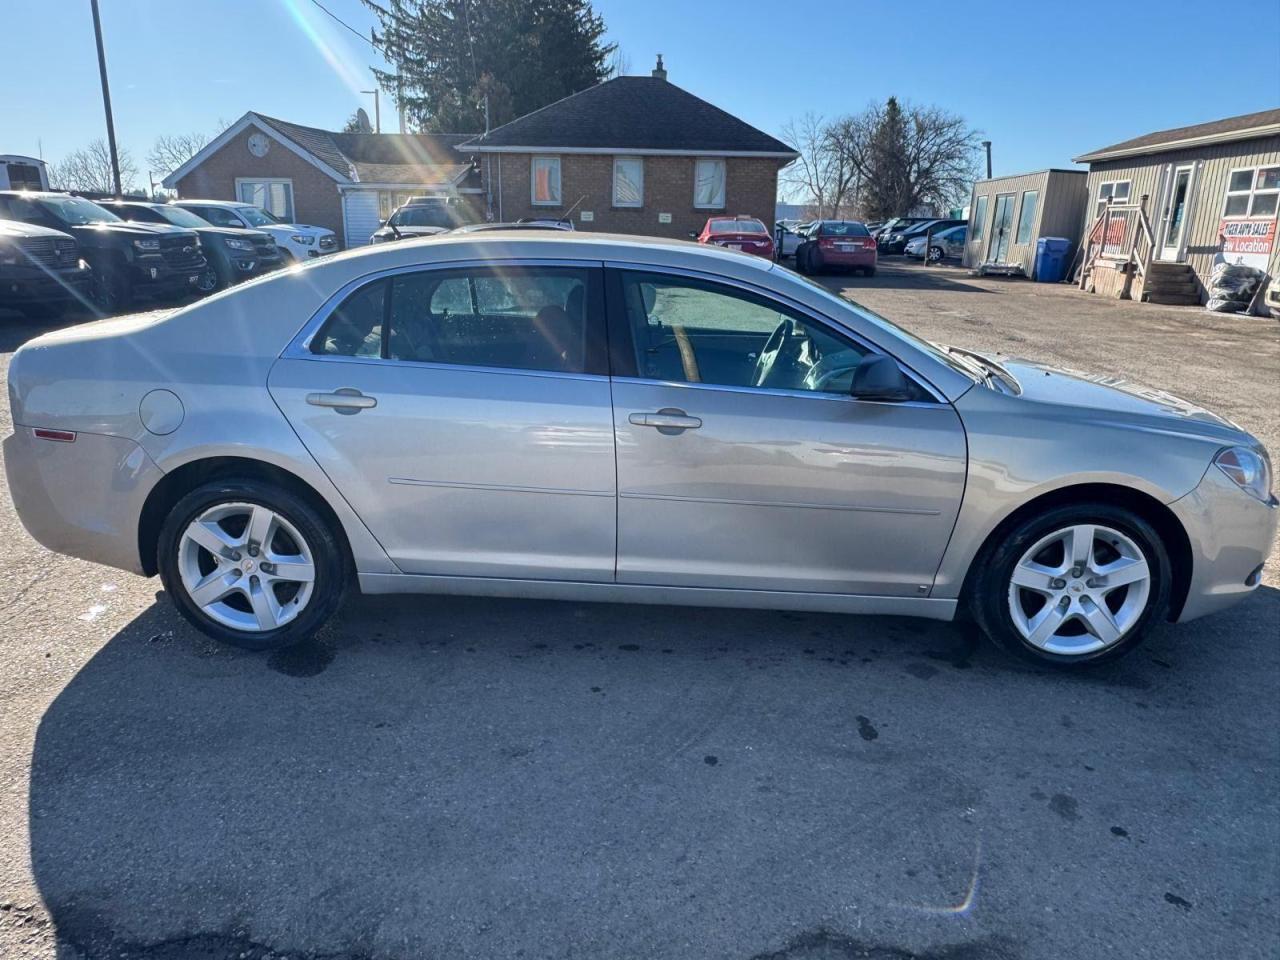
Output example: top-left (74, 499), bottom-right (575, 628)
top-left (269, 262), bottom-right (617, 580)
top-left (606, 268), bottom-right (967, 597)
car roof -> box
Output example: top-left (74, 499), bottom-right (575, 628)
top-left (171, 199), bottom-right (252, 208)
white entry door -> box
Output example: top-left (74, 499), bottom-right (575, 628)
top-left (1158, 165), bottom-right (1194, 260)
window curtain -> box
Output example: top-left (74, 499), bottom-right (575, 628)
top-left (695, 159), bottom-right (725, 208)
top-left (533, 158), bottom-right (561, 204)
top-left (614, 158), bottom-right (642, 206)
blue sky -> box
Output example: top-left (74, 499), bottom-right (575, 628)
top-left (3, 0), bottom-right (1278, 189)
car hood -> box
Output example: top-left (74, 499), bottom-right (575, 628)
top-left (267, 223), bottom-right (332, 236)
top-left (193, 226), bottom-right (270, 242)
top-left (69, 221), bottom-right (193, 239)
top-left (998, 357), bottom-right (1242, 433)
top-left (374, 225), bottom-right (448, 238)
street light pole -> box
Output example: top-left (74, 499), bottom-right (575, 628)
top-left (89, 0), bottom-right (123, 198)
top-left (361, 89), bottom-right (381, 133)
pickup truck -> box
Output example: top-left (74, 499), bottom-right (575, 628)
top-left (0, 219), bottom-right (91, 318)
top-left (0, 192), bottom-right (207, 314)
top-left (171, 200), bottom-right (337, 262)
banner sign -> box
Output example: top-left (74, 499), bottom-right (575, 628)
top-left (1218, 218), bottom-right (1277, 271)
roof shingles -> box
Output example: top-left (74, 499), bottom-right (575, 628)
top-left (1076, 108), bottom-right (1280, 162)
top-left (462, 76), bottom-right (796, 155)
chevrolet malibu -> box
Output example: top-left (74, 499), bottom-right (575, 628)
top-left (4, 233), bottom-right (1275, 666)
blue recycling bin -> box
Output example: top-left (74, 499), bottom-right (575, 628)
top-left (1034, 237), bottom-right (1072, 283)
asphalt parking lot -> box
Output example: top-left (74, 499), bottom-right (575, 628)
top-left (1, 260), bottom-right (1277, 960)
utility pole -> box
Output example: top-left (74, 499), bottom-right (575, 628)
top-left (981, 140), bottom-right (993, 180)
top-left (361, 89), bottom-right (381, 133)
top-left (89, 0), bottom-right (123, 198)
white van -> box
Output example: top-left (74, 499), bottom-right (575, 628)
top-left (0, 156), bottom-right (50, 192)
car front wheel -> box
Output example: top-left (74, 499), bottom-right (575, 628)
top-left (158, 479), bottom-right (347, 650)
top-left (969, 503), bottom-right (1171, 666)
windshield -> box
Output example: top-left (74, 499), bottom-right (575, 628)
top-left (710, 219), bottom-right (766, 234)
top-left (36, 196), bottom-right (121, 225)
top-left (819, 221), bottom-right (870, 237)
top-left (784, 268), bottom-right (980, 384)
top-left (236, 206), bottom-right (279, 227)
top-left (390, 205), bottom-right (454, 228)
top-left (156, 206), bottom-right (210, 228)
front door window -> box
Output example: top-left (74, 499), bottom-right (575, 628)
top-left (1160, 167), bottom-right (1193, 260)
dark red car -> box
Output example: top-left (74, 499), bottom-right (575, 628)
top-left (795, 220), bottom-right (878, 276)
top-left (695, 216), bottom-right (775, 259)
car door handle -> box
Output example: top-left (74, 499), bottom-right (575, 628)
top-left (629, 410), bottom-right (702, 431)
top-left (306, 388), bottom-right (377, 412)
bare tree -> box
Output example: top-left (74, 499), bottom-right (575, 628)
top-left (778, 113), bottom-right (860, 218)
top-left (48, 139), bottom-right (140, 195)
top-left (836, 97), bottom-right (981, 220)
top-left (146, 132), bottom-right (212, 179)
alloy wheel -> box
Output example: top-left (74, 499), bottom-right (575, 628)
top-left (177, 501), bottom-right (316, 633)
top-left (1006, 523), bottom-right (1151, 656)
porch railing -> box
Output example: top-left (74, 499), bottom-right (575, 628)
top-left (1077, 194), bottom-right (1156, 296)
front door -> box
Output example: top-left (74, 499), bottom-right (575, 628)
top-left (269, 263), bottom-right (618, 580)
top-left (1159, 165), bottom-right (1194, 260)
top-left (607, 270), bottom-right (967, 597)
top-left (988, 194), bottom-right (1016, 263)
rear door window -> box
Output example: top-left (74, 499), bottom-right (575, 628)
top-left (309, 266), bottom-right (605, 375)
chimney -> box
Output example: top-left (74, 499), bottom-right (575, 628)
top-left (652, 54), bottom-right (667, 81)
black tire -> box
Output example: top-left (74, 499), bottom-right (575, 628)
top-left (968, 502), bottom-right (1171, 667)
top-left (194, 264), bottom-right (228, 295)
top-left (928, 246), bottom-right (944, 263)
top-left (158, 479), bottom-right (347, 651)
top-left (794, 245), bottom-right (810, 274)
top-left (88, 265), bottom-right (132, 315)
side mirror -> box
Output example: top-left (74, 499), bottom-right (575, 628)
top-left (851, 354), bottom-right (912, 402)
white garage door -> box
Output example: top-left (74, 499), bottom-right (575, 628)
top-left (342, 189), bottom-right (381, 247)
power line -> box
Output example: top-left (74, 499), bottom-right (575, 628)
top-left (308, 0), bottom-right (383, 53)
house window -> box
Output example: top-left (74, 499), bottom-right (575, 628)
top-left (237, 178), bottom-right (294, 220)
top-left (694, 158), bottom-right (726, 209)
top-left (1223, 166), bottom-right (1280, 218)
top-left (971, 195), bottom-right (989, 241)
top-left (1095, 180), bottom-right (1130, 217)
top-left (613, 157), bottom-right (643, 207)
top-left (1015, 190), bottom-right (1039, 245)
top-left (531, 156), bottom-right (561, 206)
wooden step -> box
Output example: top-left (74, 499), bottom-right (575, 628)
top-left (1144, 290), bottom-right (1202, 306)
top-left (1147, 261), bottom-right (1195, 277)
top-left (1144, 278), bottom-right (1199, 295)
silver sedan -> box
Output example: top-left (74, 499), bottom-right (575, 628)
top-left (4, 233), bottom-right (1275, 666)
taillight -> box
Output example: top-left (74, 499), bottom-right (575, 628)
top-left (33, 428), bottom-right (76, 443)
top-left (818, 237), bottom-right (836, 248)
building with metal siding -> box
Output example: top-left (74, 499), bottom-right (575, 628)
top-left (1074, 109), bottom-right (1280, 305)
top-left (962, 169), bottom-right (1087, 278)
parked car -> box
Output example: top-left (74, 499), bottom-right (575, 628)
top-left (171, 200), bottom-right (337, 262)
top-left (794, 220), bottom-right (878, 275)
top-left (774, 220), bottom-right (808, 259)
top-left (104, 201), bottom-right (283, 293)
top-left (0, 219), bottom-right (91, 318)
top-left (905, 224), bottom-right (967, 262)
top-left (872, 216), bottom-right (931, 241)
top-left (370, 197), bottom-right (476, 243)
top-left (882, 219), bottom-right (966, 255)
top-left (515, 217), bottom-right (575, 230)
top-left (0, 155), bottom-right (50, 191)
top-left (695, 216), bottom-right (774, 258)
top-left (0, 192), bottom-right (206, 313)
top-left (7, 232), bottom-right (1272, 666)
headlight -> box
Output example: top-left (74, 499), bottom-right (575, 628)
top-left (133, 238), bottom-right (161, 251)
top-left (224, 238), bottom-right (254, 251)
top-left (290, 234), bottom-right (315, 245)
top-left (1214, 446), bottom-right (1273, 503)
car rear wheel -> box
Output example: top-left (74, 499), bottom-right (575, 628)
top-left (158, 479), bottom-right (347, 650)
top-left (969, 502), bottom-right (1171, 666)
top-left (928, 246), bottom-right (944, 263)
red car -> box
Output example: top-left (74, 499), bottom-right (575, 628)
top-left (695, 216), bottom-right (775, 259)
top-left (795, 220), bottom-right (878, 276)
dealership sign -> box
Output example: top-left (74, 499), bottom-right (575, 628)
top-left (1219, 218), bottom-right (1277, 270)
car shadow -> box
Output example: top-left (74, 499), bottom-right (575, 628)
top-left (27, 585), bottom-right (1280, 957)
top-left (812, 258), bottom-right (995, 296)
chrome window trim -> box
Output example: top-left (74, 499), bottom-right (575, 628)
top-left (283, 257), bottom-right (606, 361)
top-left (283, 352), bottom-right (611, 385)
top-left (609, 375), bottom-right (946, 410)
top-left (602, 260), bottom-right (949, 405)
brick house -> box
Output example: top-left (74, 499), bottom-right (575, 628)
top-left (162, 113), bottom-right (481, 248)
top-left (164, 59), bottom-right (795, 247)
top-left (462, 58), bottom-right (797, 238)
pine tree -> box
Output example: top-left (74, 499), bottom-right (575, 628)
top-left (365, 0), bottom-right (615, 133)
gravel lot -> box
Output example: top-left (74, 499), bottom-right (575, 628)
top-left (1, 261), bottom-right (1277, 960)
